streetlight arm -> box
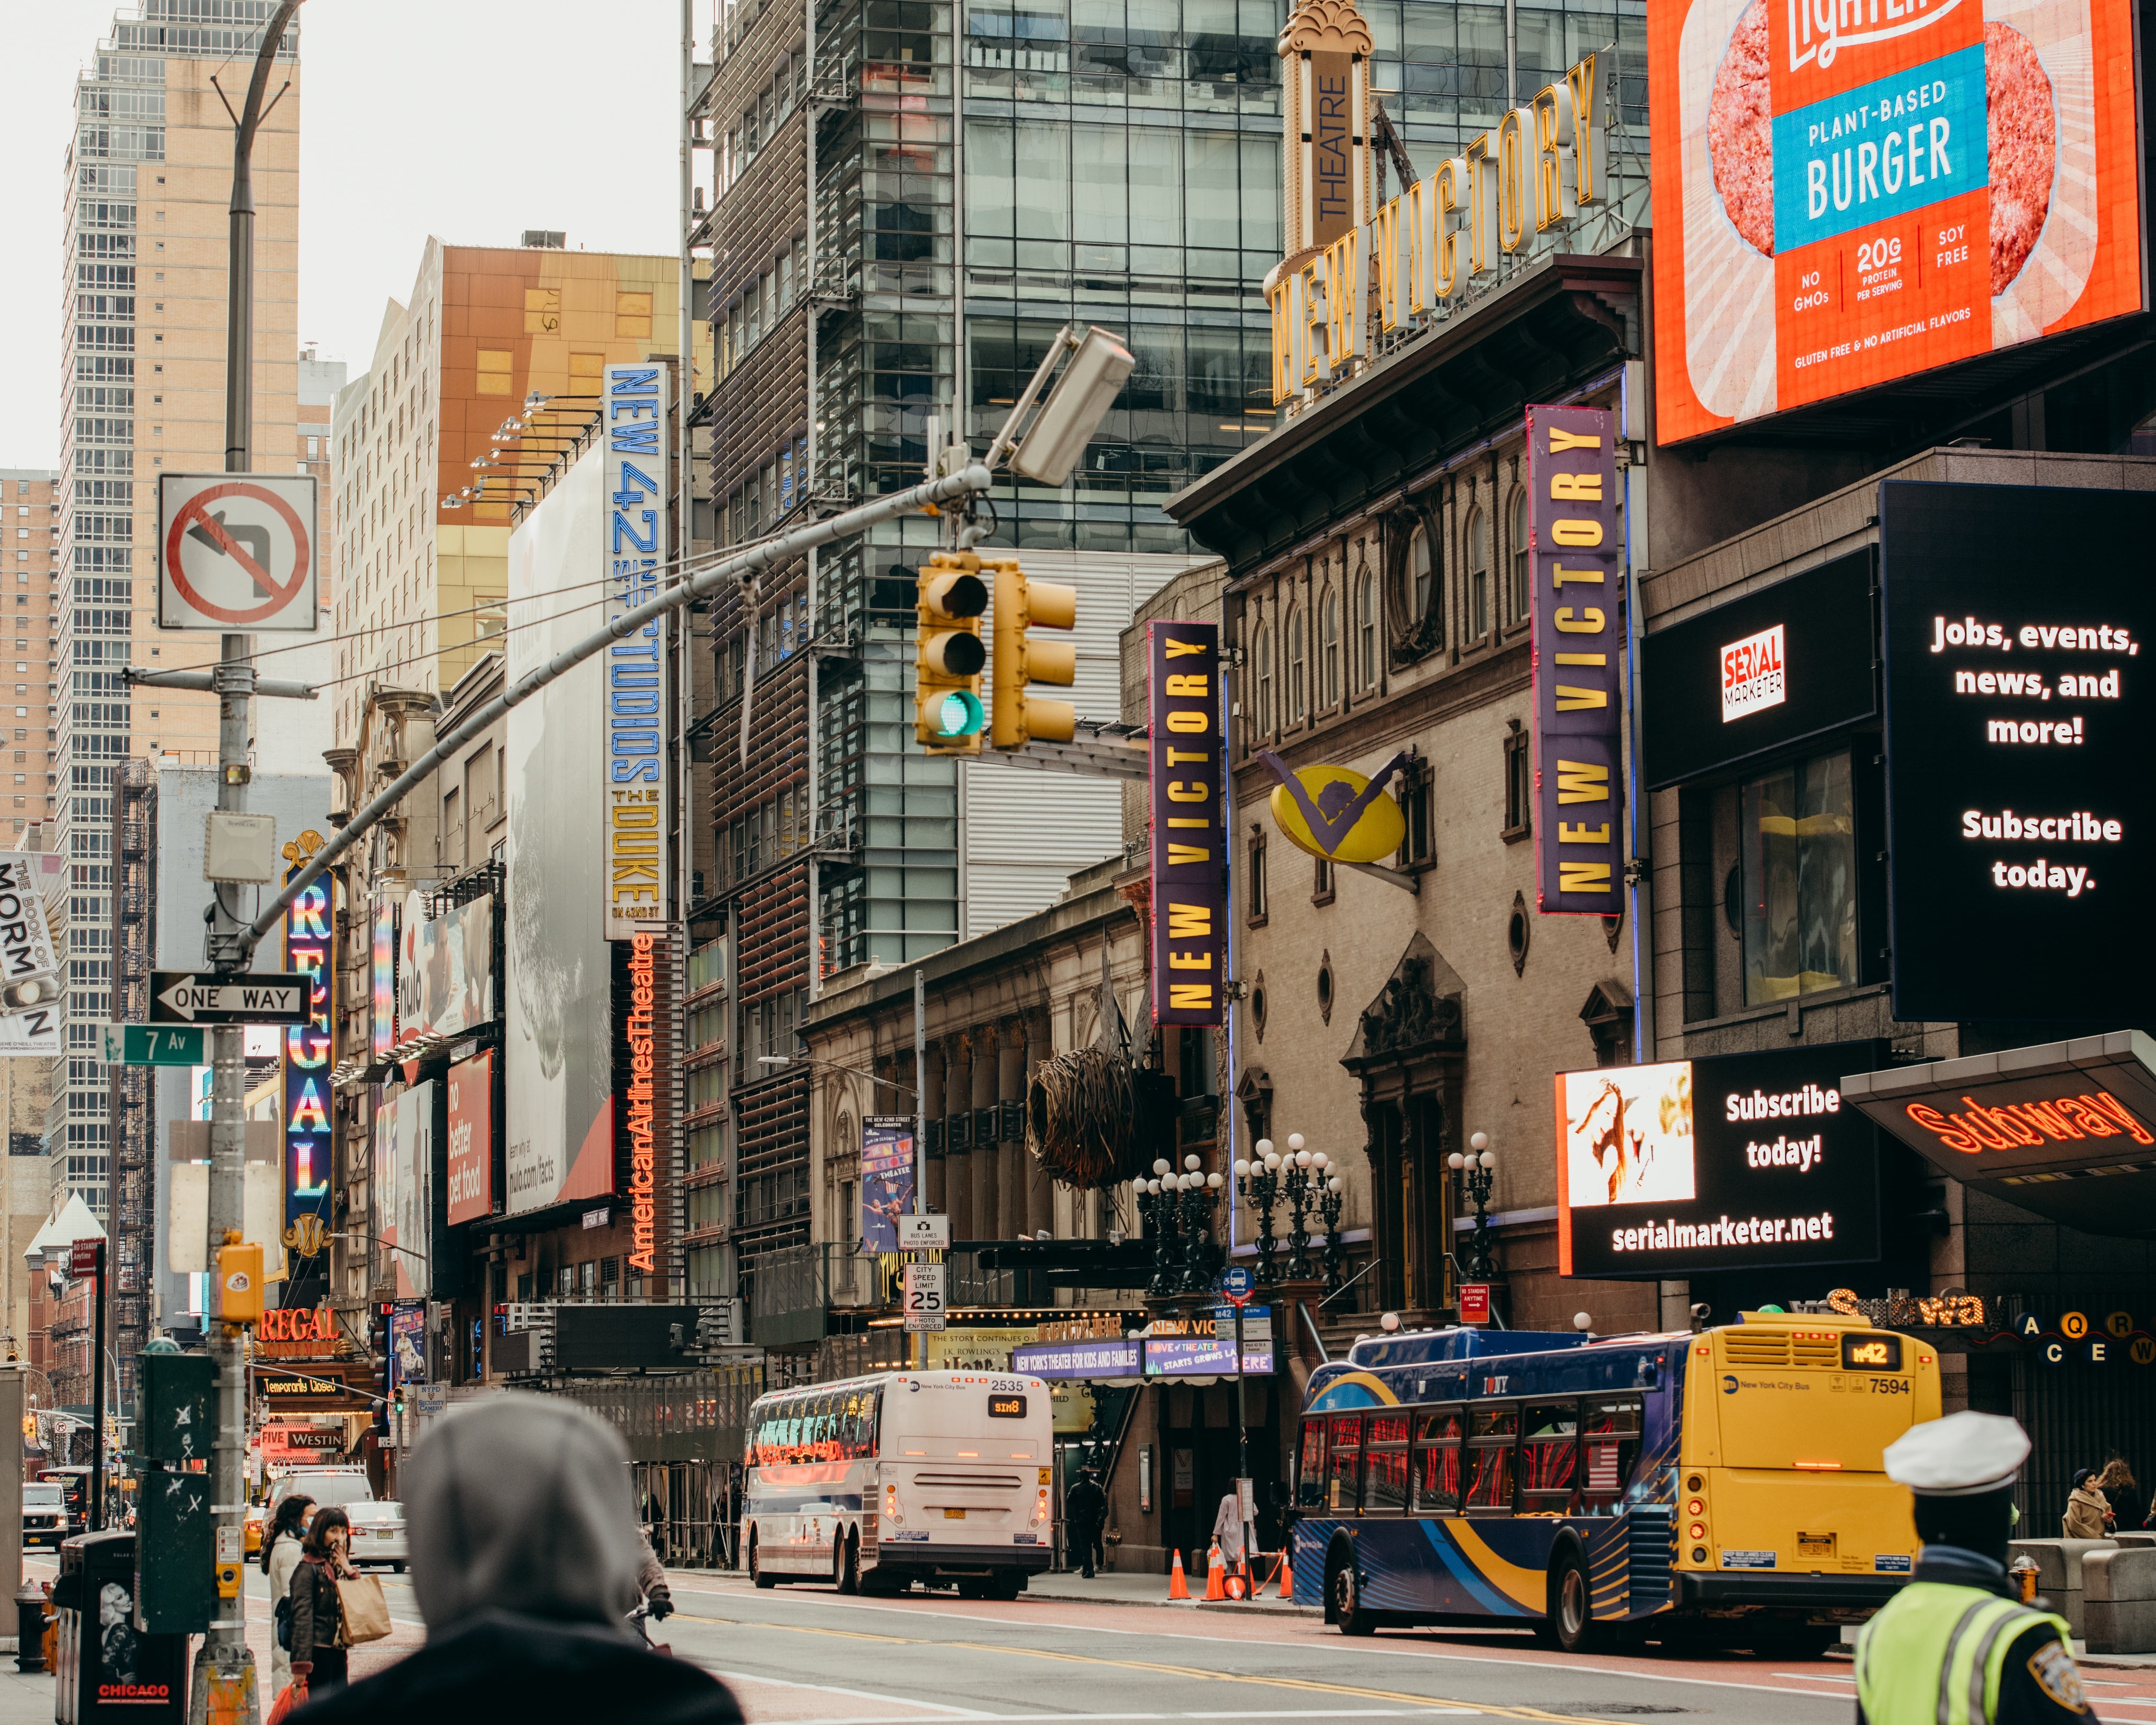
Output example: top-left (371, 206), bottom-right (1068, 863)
top-left (759, 1055), bottom-right (917, 1097)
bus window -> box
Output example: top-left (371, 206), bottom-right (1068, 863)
top-left (1412, 1409), bottom-right (1461, 1514)
top-left (1327, 1414), bottom-right (1364, 1512)
top-left (1580, 1396), bottom-right (1642, 1513)
top-left (1365, 1413), bottom-right (1411, 1514)
top-left (1521, 1402), bottom-right (1578, 1511)
top-left (1297, 1419), bottom-right (1328, 1508)
top-left (1464, 1406), bottom-right (1516, 1512)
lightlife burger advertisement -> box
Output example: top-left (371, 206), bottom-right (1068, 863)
top-left (1557, 1041), bottom-right (1883, 1278)
top-left (1651, 0), bottom-right (2145, 441)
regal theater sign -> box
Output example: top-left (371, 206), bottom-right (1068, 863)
top-left (1268, 44), bottom-right (1613, 402)
top-left (257, 1302), bottom-right (349, 1360)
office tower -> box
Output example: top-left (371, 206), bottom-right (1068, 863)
top-left (0, 472), bottom-right (61, 845)
top-left (55, 1), bottom-right (302, 1232)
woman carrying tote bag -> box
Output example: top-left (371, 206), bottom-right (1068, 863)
top-left (288, 1507), bottom-right (358, 1698)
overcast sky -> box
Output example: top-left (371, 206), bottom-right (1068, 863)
top-left (0, 0), bottom-right (702, 471)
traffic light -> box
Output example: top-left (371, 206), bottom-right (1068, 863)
top-left (990, 561), bottom-right (1078, 750)
top-left (367, 1301), bottom-right (391, 1435)
top-left (914, 552), bottom-right (989, 752)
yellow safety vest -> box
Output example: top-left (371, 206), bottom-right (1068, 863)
top-left (1855, 1582), bottom-right (2075, 1725)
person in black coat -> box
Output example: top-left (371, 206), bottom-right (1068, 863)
top-left (288, 1507), bottom-right (355, 1696)
top-left (1065, 1468), bottom-right (1108, 1578)
top-left (295, 1395), bottom-right (741, 1725)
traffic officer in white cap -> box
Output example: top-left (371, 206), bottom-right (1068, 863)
top-left (1856, 1411), bottom-right (2095, 1725)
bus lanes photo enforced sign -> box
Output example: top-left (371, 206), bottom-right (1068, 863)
top-left (158, 472), bottom-right (319, 632)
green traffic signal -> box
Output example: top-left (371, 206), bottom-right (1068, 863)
top-left (934, 690), bottom-right (986, 737)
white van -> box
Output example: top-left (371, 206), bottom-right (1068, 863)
top-left (744, 1370), bottom-right (1054, 1598)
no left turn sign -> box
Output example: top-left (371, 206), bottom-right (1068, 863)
top-left (158, 472), bottom-right (319, 632)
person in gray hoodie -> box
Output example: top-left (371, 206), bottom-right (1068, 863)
top-left (295, 1394), bottom-right (740, 1725)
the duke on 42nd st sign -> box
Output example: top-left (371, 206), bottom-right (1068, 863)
top-left (157, 471), bottom-right (319, 632)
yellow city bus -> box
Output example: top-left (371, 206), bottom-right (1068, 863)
top-left (1293, 1311), bottom-right (1941, 1652)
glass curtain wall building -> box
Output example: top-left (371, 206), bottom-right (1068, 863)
top-left (699, 0), bottom-right (1647, 1286)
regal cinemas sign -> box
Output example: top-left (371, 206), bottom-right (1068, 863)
top-left (1269, 52), bottom-right (1611, 402)
top-left (256, 1303), bottom-right (350, 1360)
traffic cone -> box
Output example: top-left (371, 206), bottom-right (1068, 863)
top-left (1168, 1549), bottom-right (1191, 1599)
top-left (1205, 1541), bottom-right (1227, 1600)
top-left (1279, 1549), bottom-right (1295, 1600)
top-left (1226, 1565), bottom-right (1248, 1601)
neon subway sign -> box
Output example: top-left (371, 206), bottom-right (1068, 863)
top-left (1902, 1089), bottom-right (2156, 1154)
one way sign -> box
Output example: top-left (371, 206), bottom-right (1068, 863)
top-left (151, 971), bottom-right (311, 1026)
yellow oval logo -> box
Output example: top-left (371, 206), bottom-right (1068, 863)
top-left (1269, 764), bottom-right (1407, 863)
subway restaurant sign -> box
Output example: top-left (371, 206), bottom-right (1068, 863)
top-left (1269, 49), bottom-right (1612, 402)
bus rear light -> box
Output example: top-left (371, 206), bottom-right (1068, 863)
top-left (884, 1484), bottom-right (903, 1524)
top-left (1691, 1546), bottom-right (1708, 1563)
top-left (1688, 1522), bottom-right (1706, 1541)
top-left (1686, 1499), bottom-right (1705, 1517)
top-left (1032, 1487), bottom-right (1049, 1527)
top-left (1793, 1460), bottom-right (1843, 1471)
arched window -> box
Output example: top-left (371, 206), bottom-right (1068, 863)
top-left (1319, 586), bottom-right (1340, 708)
top-left (1287, 604), bottom-right (1307, 724)
top-left (1354, 569), bottom-right (1376, 689)
top-left (1467, 506), bottom-right (1490, 639)
top-left (1508, 487), bottom-right (1530, 624)
top-left (1253, 622), bottom-right (1274, 735)
top-left (1409, 524), bottom-right (1434, 623)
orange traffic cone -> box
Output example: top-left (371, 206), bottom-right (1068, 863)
top-left (1168, 1549), bottom-right (1191, 1599)
top-left (1225, 1565), bottom-right (1249, 1601)
top-left (1205, 1541), bottom-right (1227, 1600)
top-left (1279, 1549), bottom-right (1295, 1599)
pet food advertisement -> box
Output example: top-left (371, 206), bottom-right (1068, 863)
top-left (1650, 0), bottom-right (2144, 440)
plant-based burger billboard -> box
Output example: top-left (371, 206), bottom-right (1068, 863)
top-left (1557, 1042), bottom-right (1883, 1278)
top-left (1880, 483), bottom-right (2155, 1022)
top-left (1650, 0), bottom-right (2144, 442)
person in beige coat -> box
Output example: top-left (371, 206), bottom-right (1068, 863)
top-left (260, 1494), bottom-right (314, 1699)
top-left (2063, 1469), bottom-right (2110, 1540)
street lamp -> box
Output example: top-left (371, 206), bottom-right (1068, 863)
top-left (1448, 1131), bottom-right (1499, 1281)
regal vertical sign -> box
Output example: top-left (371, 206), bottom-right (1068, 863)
top-left (1527, 403), bottom-right (1624, 915)
top-left (1147, 621), bottom-right (1226, 1027)
top-left (603, 363), bottom-right (670, 942)
top-left (281, 832), bottom-right (335, 1274)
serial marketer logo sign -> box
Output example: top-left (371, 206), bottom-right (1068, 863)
top-left (1722, 623), bottom-right (1789, 723)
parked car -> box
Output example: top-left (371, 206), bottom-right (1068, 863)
top-left (38, 1469), bottom-right (90, 1535)
top-left (267, 1464), bottom-right (373, 1518)
top-left (344, 1500), bottom-right (406, 1572)
top-left (244, 1501), bottom-right (264, 1555)
top-left (22, 1482), bottom-right (66, 1548)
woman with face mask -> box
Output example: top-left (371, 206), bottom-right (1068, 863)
top-left (261, 1495), bottom-right (315, 1698)
top-left (288, 1506), bottom-right (357, 1697)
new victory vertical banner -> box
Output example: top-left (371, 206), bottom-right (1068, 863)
top-left (1147, 621), bottom-right (1226, 1026)
top-left (1527, 403), bottom-right (1624, 915)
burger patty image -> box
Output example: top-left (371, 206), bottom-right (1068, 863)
top-left (1984, 20), bottom-right (2056, 294)
top-left (1705, 3), bottom-right (2056, 294)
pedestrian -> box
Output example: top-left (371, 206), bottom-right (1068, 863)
top-left (2098, 1460), bottom-right (2143, 1533)
top-left (287, 1506), bottom-right (355, 1700)
top-left (293, 1393), bottom-right (740, 1725)
top-left (1856, 1411), bottom-right (2094, 1725)
top-left (2064, 1468), bottom-right (2110, 1540)
top-left (1064, 1467), bottom-right (1107, 1579)
top-left (637, 1527), bottom-right (675, 1622)
top-left (260, 1493), bottom-right (314, 1702)
top-left (1211, 1487), bottom-right (1246, 1575)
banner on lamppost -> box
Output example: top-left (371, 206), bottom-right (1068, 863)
top-left (1527, 402), bottom-right (1624, 916)
top-left (1147, 620), bottom-right (1226, 1027)
top-left (860, 1116), bottom-right (916, 1254)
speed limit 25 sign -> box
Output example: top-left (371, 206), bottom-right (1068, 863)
top-left (158, 472), bottom-right (320, 632)
top-left (902, 1261), bottom-right (946, 1333)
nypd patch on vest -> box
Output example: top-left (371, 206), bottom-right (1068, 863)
top-left (2027, 1640), bottom-right (2090, 1714)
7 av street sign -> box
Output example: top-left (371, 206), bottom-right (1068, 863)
top-left (151, 971), bottom-right (310, 1026)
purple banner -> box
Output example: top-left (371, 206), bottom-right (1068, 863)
top-left (1527, 402), bottom-right (1624, 916)
top-left (1143, 1338), bottom-right (1275, 1377)
top-left (1147, 620), bottom-right (1227, 1027)
top-left (1012, 1339), bottom-right (1144, 1380)
top-left (860, 1115), bottom-right (915, 1254)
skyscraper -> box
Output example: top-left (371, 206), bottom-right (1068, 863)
top-left (55, 2), bottom-right (303, 1228)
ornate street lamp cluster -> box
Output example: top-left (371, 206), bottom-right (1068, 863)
top-left (1448, 1131), bottom-right (1500, 1281)
top-left (1230, 1133), bottom-right (1346, 1290)
top-left (1131, 1154), bottom-right (1226, 1297)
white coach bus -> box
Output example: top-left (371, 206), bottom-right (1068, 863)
top-left (743, 1369), bottom-right (1055, 1598)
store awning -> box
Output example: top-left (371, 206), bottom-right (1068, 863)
top-left (1842, 1031), bottom-right (2156, 1238)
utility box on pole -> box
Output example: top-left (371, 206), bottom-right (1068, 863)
top-left (133, 1472), bottom-right (214, 1635)
top-left (134, 1353), bottom-right (214, 1466)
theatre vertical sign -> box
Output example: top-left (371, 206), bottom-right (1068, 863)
top-left (1148, 621), bottom-right (1226, 1027)
top-left (1527, 403), bottom-right (1624, 914)
top-left (603, 363), bottom-right (669, 942)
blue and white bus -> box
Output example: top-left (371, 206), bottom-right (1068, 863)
top-left (1292, 1311), bottom-right (1940, 1652)
top-left (744, 1369), bottom-right (1055, 1598)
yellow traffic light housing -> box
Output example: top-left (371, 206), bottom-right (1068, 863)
top-left (990, 563), bottom-right (1078, 749)
top-left (915, 552), bottom-right (989, 752)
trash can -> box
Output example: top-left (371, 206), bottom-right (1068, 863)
top-left (53, 1531), bottom-right (188, 1725)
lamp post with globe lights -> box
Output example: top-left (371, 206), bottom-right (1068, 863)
top-left (1232, 1140), bottom-right (1286, 1285)
top-left (1280, 1135), bottom-right (1333, 1282)
top-left (1138, 1161), bottom-right (1179, 1298)
top-left (1449, 1132), bottom-right (1499, 1281)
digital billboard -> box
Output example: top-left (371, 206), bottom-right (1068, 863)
top-left (1650, 0), bottom-right (2144, 441)
top-left (1557, 1042), bottom-right (1883, 1277)
top-left (1879, 482), bottom-right (2156, 1022)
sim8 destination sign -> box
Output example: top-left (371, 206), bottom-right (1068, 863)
top-left (1881, 482), bottom-right (2156, 1024)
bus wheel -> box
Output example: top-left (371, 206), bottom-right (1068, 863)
top-left (751, 1533), bottom-right (776, 1590)
top-left (837, 1530), bottom-right (860, 1595)
top-left (1332, 1560), bottom-right (1377, 1636)
top-left (1547, 1550), bottom-right (1595, 1653)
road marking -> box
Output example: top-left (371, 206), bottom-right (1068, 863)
top-left (691, 1614), bottom-right (1631, 1725)
top-left (1772, 1675), bottom-right (1852, 1683)
top-left (705, 1666), bottom-right (997, 1717)
top-left (724, 1712), bottom-right (1468, 1724)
